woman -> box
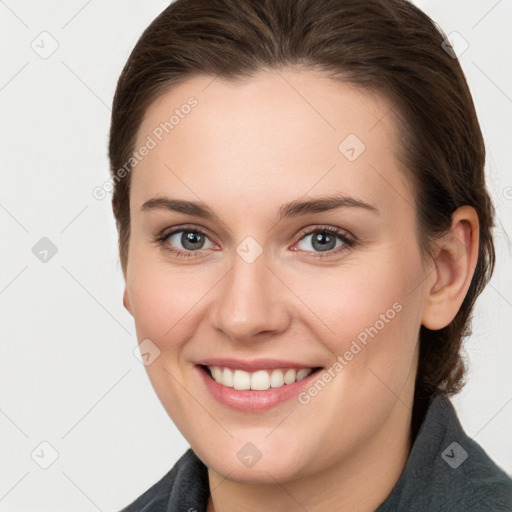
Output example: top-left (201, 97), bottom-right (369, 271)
top-left (109, 0), bottom-right (512, 510)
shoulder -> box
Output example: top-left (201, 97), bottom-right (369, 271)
top-left (451, 429), bottom-right (512, 511)
top-left (378, 395), bottom-right (512, 511)
top-left (118, 448), bottom-right (210, 512)
top-left (435, 396), bottom-right (512, 510)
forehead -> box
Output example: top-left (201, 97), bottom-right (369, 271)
top-left (132, 68), bottom-right (413, 219)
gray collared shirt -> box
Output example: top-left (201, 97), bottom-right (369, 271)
top-left (120, 395), bottom-right (512, 511)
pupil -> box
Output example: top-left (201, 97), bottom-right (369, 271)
top-left (183, 231), bottom-right (204, 250)
top-left (313, 232), bottom-right (335, 252)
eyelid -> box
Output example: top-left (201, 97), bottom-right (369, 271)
top-left (290, 225), bottom-right (356, 258)
top-left (154, 223), bottom-right (217, 253)
top-left (154, 223), bottom-right (356, 258)
top-left (294, 224), bottom-right (354, 242)
top-left (158, 223), bottom-right (215, 239)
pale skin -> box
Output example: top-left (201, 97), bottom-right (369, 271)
top-left (122, 68), bottom-right (479, 512)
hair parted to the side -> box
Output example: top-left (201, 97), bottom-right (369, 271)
top-left (108, 0), bottom-right (495, 409)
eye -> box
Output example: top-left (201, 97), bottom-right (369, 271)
top-left (154, 225), bottom-right (215, 258)
top-left (293, 226), bottom-right (355, 258)
top-left (154, 224), bottom-right (356, 259)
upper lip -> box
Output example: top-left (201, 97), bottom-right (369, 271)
top-left (196, 358), bottom-right (322, 372)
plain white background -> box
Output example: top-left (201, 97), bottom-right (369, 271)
top-left (0, 0), bottom-right (511, 510)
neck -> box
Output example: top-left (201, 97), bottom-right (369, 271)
top-left (206, 396), bottom-right (414, 512)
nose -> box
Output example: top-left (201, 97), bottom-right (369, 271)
top-left (210, 251), bottom-right (293, 343)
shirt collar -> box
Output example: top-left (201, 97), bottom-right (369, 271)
top-left (162, 394), bottom-right (511, 511)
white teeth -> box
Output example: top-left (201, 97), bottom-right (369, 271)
top-left (270, 369), bottom-right (284, 388)
top-left (296, 368), bottom-right (311, 381)
top-left (211, 366), bottom-right (223, 382)
top-left (207, 366), bottom-right (314, 390)
top-left (222, 367), bottom-right (234, 387)
top-left (284, 369), bottom-right (296, 384)
top-left (233, 369), bottom-right (251, 390)
top-left (251, 370), bottom-right (271, 391)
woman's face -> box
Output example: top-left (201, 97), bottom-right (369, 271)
top-left (123, 69), bottom-right (431, 483)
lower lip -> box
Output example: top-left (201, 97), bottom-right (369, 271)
top-left (196, 365), bottom-right (322, 412)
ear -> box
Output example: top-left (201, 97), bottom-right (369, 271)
top-left (123, 286), bottom-right (133, 316)
top-left (421, 206), bottom-right (480, 330)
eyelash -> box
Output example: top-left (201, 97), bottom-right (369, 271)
top-left (153, 224), bottom-right (356, 260)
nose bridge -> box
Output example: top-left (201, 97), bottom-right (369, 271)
top-left (212, 245), bottom-right (291, 340)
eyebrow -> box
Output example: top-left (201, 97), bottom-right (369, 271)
top-left (140, 193), bottom-right (380, 223)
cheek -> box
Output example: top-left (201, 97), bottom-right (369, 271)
top-left (296, 258), bottom-right (417, 337)
top-left (126, 245), bottom-right (215, 344)
top-left (126, 257), bottom-right (212, 426)
top-left (286, 256), bottom-right (422, 450)
top-left (291, 250), bottom-right (423, 384)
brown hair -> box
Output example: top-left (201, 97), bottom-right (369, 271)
top-left (108, 0), bottom-right (496, 412)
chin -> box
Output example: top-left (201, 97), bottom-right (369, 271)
top-left (196, 441), bottom-right (315, 484)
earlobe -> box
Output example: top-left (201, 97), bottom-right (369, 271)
top-left (123, 286), bottom-right (133, 316)
top-left (421, 206), bottom-right (479, 330)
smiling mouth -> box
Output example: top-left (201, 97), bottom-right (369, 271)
top-left (200, 364), bottom-right (323, 391)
